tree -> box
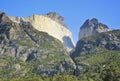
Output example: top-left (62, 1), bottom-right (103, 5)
top-left (102, 62), bottom-right (120, 81)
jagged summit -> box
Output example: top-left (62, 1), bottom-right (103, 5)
top-left (0, 11), bottom-right (11, 23)
top-left (79, 18), bottom-right (110, 39)
top-left (8, 11), bottom-right (75, 50)
top-left (0, 11), bottom-right (3, 14)
top-left (80, 18), bottom-right (109, 29)
top-left (45, 12), bottom-right (67, 27)
top-left (0, 11), bottom-right (5, 14)
top-left (90, 18), bottom-right (98, 24)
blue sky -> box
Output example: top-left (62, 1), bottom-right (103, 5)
top-left (0, 0), bottom-right (120, 43)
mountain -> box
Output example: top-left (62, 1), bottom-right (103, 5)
top-left (79, 18), bottom-right (110, 39)
top-left (71, 29), bottom-right (120, 80)
top-left (70, 18), bottom-right (120, 80)
top-left (1, 10), bottom-right (120, 81)
top-left (72, 30), bottom-right (120, 58)
top-left (9, 12), bottom-right (75, 50)
top-left (45, 12), bottom-right (67, 27)
top-left (0, 11), bottom-right (76, 80)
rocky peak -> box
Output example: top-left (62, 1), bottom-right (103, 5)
top-left (8, 12), bottom-right (75, 50)
top-left (0, 11), bottom-right (76, 76)
top-left (45, 12), bottom-right (66, 27)
top-left (91, 18), bottom-right (98, 22)
top-left (80, 18), bottom-right (98, 29)
top-left (0, 11), bottom-right (2, 14)
top-left (46, 12), bottom-right (64, 21)
top-left (91, 18), bottom-right (98, 25)
top-left (79, 18), bottom-right (110, 39)
top-left (0, 11), bottom-right (10, 23)
top-left (0, 11), bottom-right (4, 16)
top-left (71, 30), bottom-right (120, 58)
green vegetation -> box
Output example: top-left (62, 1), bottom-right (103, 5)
top-left (78, 62), bottom-right (120, 81)
top-left (75, 50), bottom-right (120, 81)
top-left (83, 30), bottom-right (120, 40)
top-left (13, 39), bottom-right (34, 48)
top-left (75, 50), bottom-right (120, 65)
top-left (1, 50), bottom-right (120, 81)
top-left (3, 75), bottom-right (78, 81)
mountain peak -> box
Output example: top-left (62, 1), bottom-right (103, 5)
top-left (45, 12), bottom-right (64, 21)
top-left (81, 18), bottom-right (107, 29)
top-left (90, 18), bottom-right (98, 25)
top-left (79, 18), bottom-right (110, 39)
top-left (45, 12), bottom-right (67, 27)
top-left (8, 12), bottom-right (75, 50)
top-left (0, 11), bottom-right (3, 14)
top-left (0, 11), bottom-right (11, 23)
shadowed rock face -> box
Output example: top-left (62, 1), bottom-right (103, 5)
top-left (79, 18), bottom-right (110, 40)
top-left (63, 36), bottom-right (74, 49)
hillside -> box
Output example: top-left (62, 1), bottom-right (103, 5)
top-left (0, 10), bottom-right (120, 81)
top-left (72, 30), bottom-right (120, 58)
top-left (0, 11), bottom-right (76, 80)
top-left (71, 30), bottom-right (120, 81)
top-left (74, 50), bottom-right (120, 81)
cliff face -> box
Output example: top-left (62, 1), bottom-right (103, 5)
top-left (9, 12), bottom-right (75, 50)
top-left (45, 12), bottom-right (66, 27)
top-left (0, 11), bottom-right (76, 78)
top-left (79, 18), bottom-right (110, 40)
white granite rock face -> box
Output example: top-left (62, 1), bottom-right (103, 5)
top-left (79, 18), bottom-right (110, 40)
top-left (9, 14), bottom-right (75, 50)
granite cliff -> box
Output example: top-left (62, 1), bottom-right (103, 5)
top-left (79, 18), bottom-right (110, 39)
top-left (0, 11), bottom-right (76, 79)
top-left (9, 12), bottom-right (75, 50)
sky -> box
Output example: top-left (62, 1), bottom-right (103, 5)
top-left (0, 0), bottom-right (120, 43)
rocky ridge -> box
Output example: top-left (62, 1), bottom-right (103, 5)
top-left (0, 11), bottom-right (76, 78)
top-left (79, 18), bottom-right (110, 39)
top-left (9, 12), bottom-right (75, 50)
top-left (72, 30), bottom-right (120, 58)
top-left (45, 12), bottom-right (67, 27)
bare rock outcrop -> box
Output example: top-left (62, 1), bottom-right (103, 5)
top-left (0, 11), bottom-right (76, 76)
top-left (9, 12), bottom-right (75, 50)
top-left (79, 18), bottom-right (110, 39)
